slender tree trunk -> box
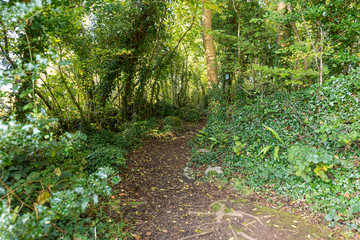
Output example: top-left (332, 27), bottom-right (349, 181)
top-left (202, 1), bottom-right (218, 87)
top-left (277, 2), bottom-right (287, 48)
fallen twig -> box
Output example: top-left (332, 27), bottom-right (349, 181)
top-left (178, 229), bottom-right (214, 240)
top-left (238, 231), bottom-right (258, 240)
top-left (228, 223), bottom-right (239, 240)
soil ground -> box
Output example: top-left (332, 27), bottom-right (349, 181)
top-left (108, 122), bottom-right (347, 240)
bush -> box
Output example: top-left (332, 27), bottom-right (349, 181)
top-left (180, 108), bottom-right (201, 122)
top-left (87, 146), bottom-right (126, 173)
top-left (153, 101), bottom-right (178, 117)
top-left (0, 111), bottom-right (119, 239)
top-left (163, 116), bottom-right (183, 132)
top-left (197, 72), bottom-right (360, 230)
top-left (190, 150), bottom-right (217, 166)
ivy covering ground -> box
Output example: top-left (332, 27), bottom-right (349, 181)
top-left (192, 71), bottom-right (360, 231)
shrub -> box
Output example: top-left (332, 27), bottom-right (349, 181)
top-left (153, 101), bottom-right (178, 117)
top-left (180, 108), bottom-right (201, 122)
top-left (196, 71), bottom-right (360, 230)
top-left (163, 116), bottom-right (183, 132)
top-left (87, 146), bottom-right (126, 173)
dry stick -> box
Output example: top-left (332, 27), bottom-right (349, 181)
top-left (178, 229), bottom-right (214, 240)
top-left (0, 178), bottom-right (34, 211)
top-left (232, 0), bottom-right (242, 98)
top-left (58, 66), bottom-right (86, 123)
top-left (24, 28), bottom-right (37, 110)
top-left (238, 232), bottom-right (258, 240)
top-left (228, 210), bottom-right (264, 226)
top-left (0, 20), bottom-right (17, 68)
top-left (300, 9), bottom-right (323, 87)
top-left (33, 203), bottom-right (39, 219)
top-left (148, 7), bottom-right (167, 64)
top-left (318, 21), bottom-right (324, 86)
top-left (51, 223), bottom-right (67, 233)
top-left (228, 223), bottom-right (239, 240)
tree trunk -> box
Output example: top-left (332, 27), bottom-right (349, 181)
top-left (202, 2), bottom-right (218, 87)
top-left (277, 2), bottom-right (287, 48)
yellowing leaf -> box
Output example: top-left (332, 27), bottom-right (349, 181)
top-left (51, 150), bottom-right (56, 158)
top-left (36, 191), bottom-right (50, 205)
top-left (54, 168), bottom-right (61, 177)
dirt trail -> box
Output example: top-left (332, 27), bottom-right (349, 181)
top-left (110, 123), bottom-right (331, 240)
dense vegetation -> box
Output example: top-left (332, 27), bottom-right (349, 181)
top-left (1, 0), bottom-right (360, 238)
top-left (194, 72), bottom-right (360, 233)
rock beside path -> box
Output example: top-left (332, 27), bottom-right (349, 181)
top-left (183, 166), bottom-right (196, 182)
top-left (205, 166), bottom-right (223, 176)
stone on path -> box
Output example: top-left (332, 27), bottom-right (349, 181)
top-left (183, 166), bottom-right (196, 181)
top-left (205, 166), bottom-right (223, 176)
top-left (197, 148), bottom-right (211, 153)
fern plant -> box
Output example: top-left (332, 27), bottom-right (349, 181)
top-left (258, 125), bottom-right (284, 161)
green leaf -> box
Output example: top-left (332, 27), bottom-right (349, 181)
top-left (209, 137), bottom-right (217, 142)
top-left (58, 60), bottom-right (71, 66)
top-left (14, 173), bottom-right (21, 180)
top-left (51, 150), bottom-right (57, 158)
top-left (325, 213), bottom-right (333, 221)
top-left (263, 125), bottom-right (284, 143)
top-left (112, 176), bottom-right (121, 184)
top-left (23, 103), bottom-right (33, 111)
top-left (258, 145), bottom-right (272, 157)
top-left (273, 146), bottom-right (279, 160)
top-left (25, 185), bottom-right (32, 194)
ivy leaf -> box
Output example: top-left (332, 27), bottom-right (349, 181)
top-left (14, 173), bottom-right (21, 180)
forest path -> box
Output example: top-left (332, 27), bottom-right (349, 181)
top-left (109, 122), bottom-right (331, 240)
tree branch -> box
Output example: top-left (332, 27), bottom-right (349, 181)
top-left (0, 20), bottom-right (17, 68)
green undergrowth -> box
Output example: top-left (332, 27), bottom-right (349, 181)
top-left (0, 115), bottom-right (159, 239)
top-left (193, 70), bottom-right (360, 234)
top-left (0, 108), bottom-right (201, 239)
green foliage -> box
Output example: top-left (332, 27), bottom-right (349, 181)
top-left (153, 101), bottom-right (178, 118)
top-left (163, 116), bottom-right (183, 132)
top-left (179, 108), bottom-right (201, 122)
top-left (287, 145), bottom-right (335, 183)
top-left (190, 150), bottom-right (217, 166)
top-left (197, 71), bottom-right (360, 229)
top-left (0, 167), bottom-right (114, 239)
top-left (232, 136), bottom-right (246, 156)
top-left (87, 146), bottom-right (126, 173)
